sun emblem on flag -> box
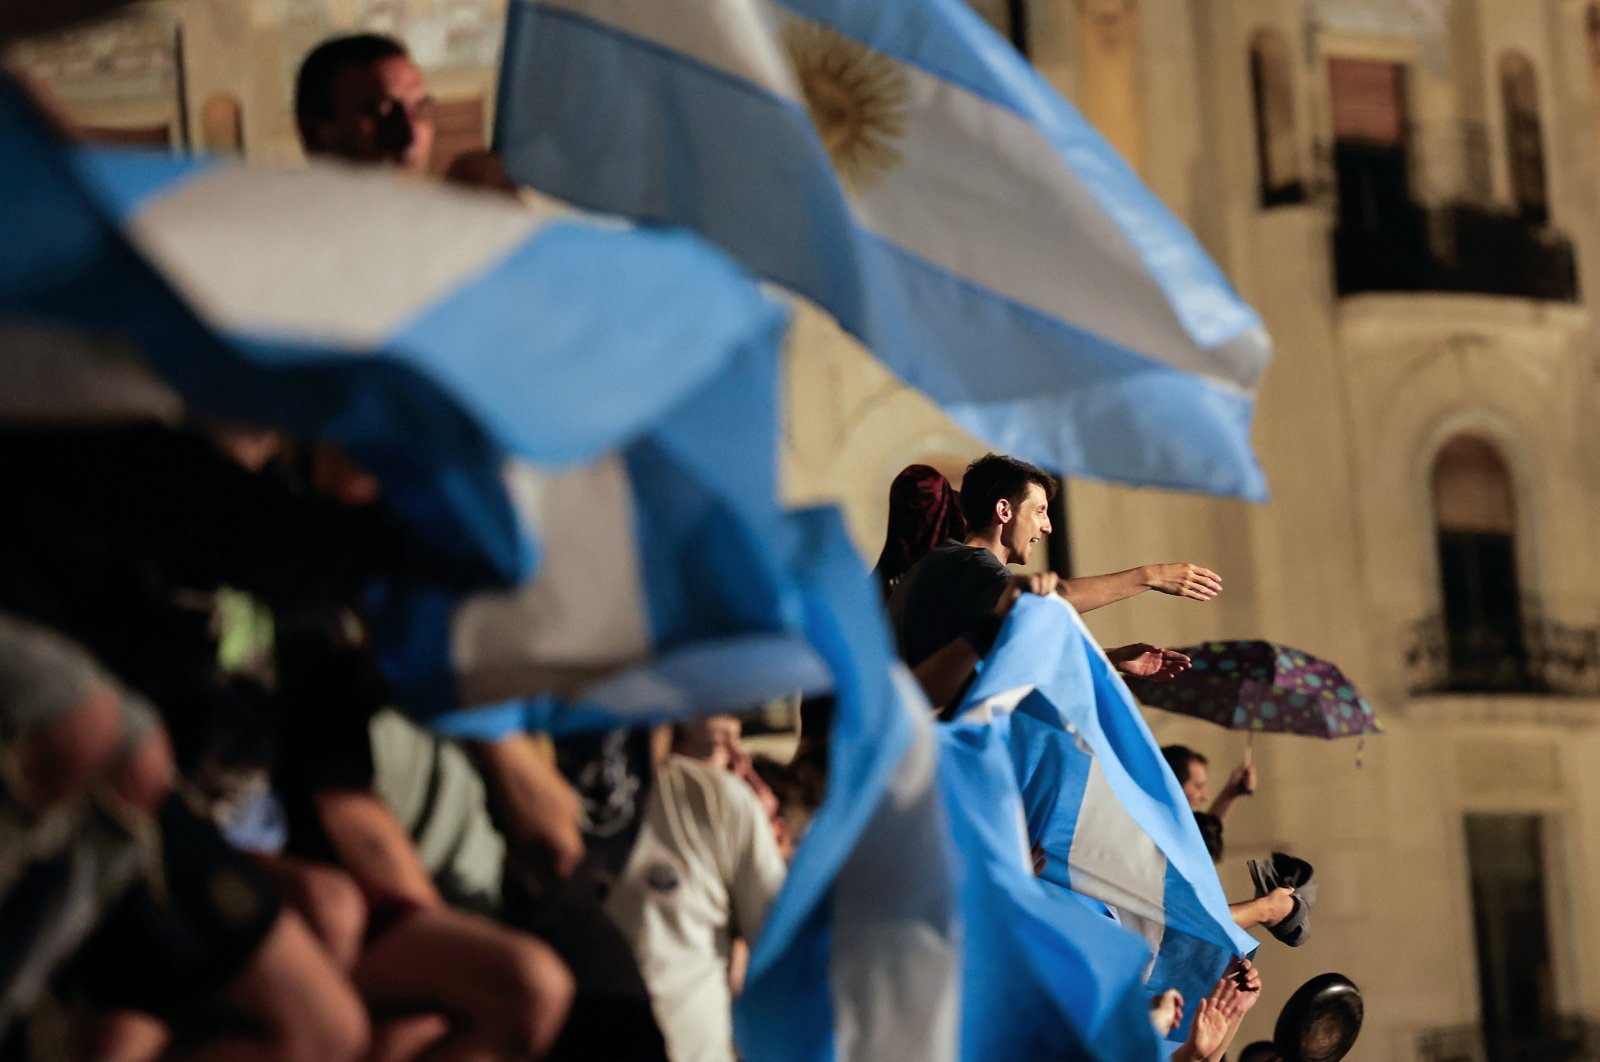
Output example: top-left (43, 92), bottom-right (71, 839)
top-left (782, 20), bottom-right (911, 193)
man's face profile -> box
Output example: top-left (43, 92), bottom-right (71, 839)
top-left (999, 481), bottom-right (1051, 565)
top-left (1182, 761), bottom-right (1208, 811)
top-left (315, 54), bottom-right (435, 174)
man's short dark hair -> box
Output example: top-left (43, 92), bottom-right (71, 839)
top-left (1161, 744), bottom-right (1207, 784)
top-left (294, 33), bottom-right (409, 145)
top-left (958, 453), bottom-right (1056, 532)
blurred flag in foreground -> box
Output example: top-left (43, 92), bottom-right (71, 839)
top-left (957, 595), bottom-right (1258, 1037)
top-left (495, 0), bottom-right (1271, 499)
top-left (0, 75), bottom-right (783, 586)
top-left (737, 507), bottom-right (960, 1062)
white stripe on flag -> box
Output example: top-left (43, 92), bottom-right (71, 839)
top-left (450, 457), bottom-right (653, 705)
top-left (956, 684), bottom-right (1035, 725)
top-left (829, 668), bottom-right (958, 1062)
top-left (840, 42), bottom-right (1260, 392)
top-left (538, 0), bottom-right (802, 102)
top-left (1070, 758), bottom-right (1168, 973)
top-left (128, 165), bottom-right (540, 347)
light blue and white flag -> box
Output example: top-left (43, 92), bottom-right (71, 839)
top-left (380, 337), bottom-right (837, 736)
top-left (0, 73), bottom-right (836, 733)
top-left (496, 0), bottom-right (1271, 499)
top-left (0, 74), bottom-right (784, 587)
top-left (957, 594), bottom-right (1258, 1038)
top-left (738, 506), bottom-right (960, 1062)
top-left (939, 713), bottom-right (1162, 1061)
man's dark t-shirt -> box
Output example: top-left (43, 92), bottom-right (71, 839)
top-left (887, 540), bottom-right (1011, 669)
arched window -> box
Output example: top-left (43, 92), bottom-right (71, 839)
top-left (1431, 435), bottom-right (1529, 691)
top-left (1079, 0), bottom-right (1143, 174)
top-left (1499, 52), bottom-right (1548, 222)
top-left (1249, 28), bottom-right (1304, 206)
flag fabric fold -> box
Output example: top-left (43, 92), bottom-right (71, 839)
top-left (938, 713), bottom-right (1162, 1061)
top-left (957, 594), bottom-right (1257, 1037)
top-left (0, 74), bottom-right (785, 586)
top-left (495, 0), bottom-right (1271, 498)
top-left (737, 506), bottom-right (960, 1062)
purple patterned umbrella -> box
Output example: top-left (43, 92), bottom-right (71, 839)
top-left (1126, 640), bottom-right (1382, 742)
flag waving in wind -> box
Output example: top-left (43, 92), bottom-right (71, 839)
top-left (0, 73), bottom-right (784, 589)
top-left (496, 0), bottom-right (1271, 498)
top-left (957, 594), bottom-right (1258, 1039)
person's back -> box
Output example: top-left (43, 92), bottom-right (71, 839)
top-left (887, 539), bottom-right (1011, 669)
top-left (605, 752), bottom-right (785, 1062)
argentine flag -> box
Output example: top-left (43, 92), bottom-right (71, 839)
top-left (957, 594), bottom-right (1258, 1038)
top-left (495, 0), bottom-right (1271, 499)
top-left (939, 713), bottom-right (1162, 1060)
top-left (738, 507), bottom-right (961, 1062)
top-left (0, 73), bottom-right (837, 735)
top-left (0, 74), bottom-right (783, 590)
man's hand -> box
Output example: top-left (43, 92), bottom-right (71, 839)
top-left (1258, 886), bottom-right (1295, 926)
top-left (1149, 989), bottom-right (1183, 1036)
top-left (1107, 643), bottom-right (1192, 680)
top-left (993, 571), bottom-right (1061, 619)
top-left (1141, 563), bottom-right (1223, 602)
top-left (1225, 958), bottom-right (1263, 1015)
top-left (474, 735), bottom-right (586, 878)
top-left (1221, 762), bottom-right (1258, 799)
top-left (1229, 886), bottom-right (1295, 930)
top-left (1187, 991), bottom-right (1233, 1059)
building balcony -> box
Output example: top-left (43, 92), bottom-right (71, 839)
top-left (1404, 600), bottom-right (1600, 698)
top-left (1417, 1016), bottom-right (1600, 1061)
top-left (1334, 203), bottom-right (1578, 303)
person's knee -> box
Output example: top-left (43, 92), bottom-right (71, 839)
top-left (272, 981), bottom-right (370, 1062)
top-left (236, 912), bottom-right (372, 1062)
top-left (497, 935), bottom-right (575, 1057)
top-left (298, 864), bottom-right (367, 971)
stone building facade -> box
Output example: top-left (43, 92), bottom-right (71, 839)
top-left (19, 0), bottom-right (1600, 1056)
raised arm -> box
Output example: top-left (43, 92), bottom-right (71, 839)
top-left (1057, 563), bottom-right (1222, 613)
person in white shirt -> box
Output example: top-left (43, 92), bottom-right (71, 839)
top-left (604, 728), bottom-right (787, 1062)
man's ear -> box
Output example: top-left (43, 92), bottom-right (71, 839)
top-left (994, 498), bottom-right (1013, 525)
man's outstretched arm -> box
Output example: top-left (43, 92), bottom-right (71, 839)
top-left (1057, 563), bottom-right (1222, 613)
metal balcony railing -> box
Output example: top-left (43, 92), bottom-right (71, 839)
top-left (1404, 599), bottom-right (1600, 697)
top-left (1418, 1017), bottom-right (1600, 1062)
top-left (1334, 202), bottom-right (1578, 301)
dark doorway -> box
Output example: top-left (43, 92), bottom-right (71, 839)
top-left (1465, 814), bottom-right (1560, 1061)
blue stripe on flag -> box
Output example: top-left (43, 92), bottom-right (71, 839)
top-left (962, 596), bottom-right (1256, 1039)
top-left (738, 507), bottom-right (958, 1062)
top-left (495, 5), bottom-right (866, 329)
top-left (940, 716), bottom-right (1161, 1061)
top-left (852, 235), bottom-right (1264, 496)
top-left (67, 147), bottom-right (220, 220)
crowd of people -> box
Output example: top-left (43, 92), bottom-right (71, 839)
top-left (873, 454), bottom-right (1312, 1061)
top-left (0, 10), bottom-right (1319, 1060)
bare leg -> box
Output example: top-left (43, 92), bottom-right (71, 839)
top-left (355, 906), bottom-right (574, 1061)
top-left (251, 855), bottom-right (368, 972)
top-left (73, 1008), bottom-right (169, 1062)
top-left (366, 1014), bottom-right (452, 1062)
top-left (169, 910), bottom-right (370, 1062)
